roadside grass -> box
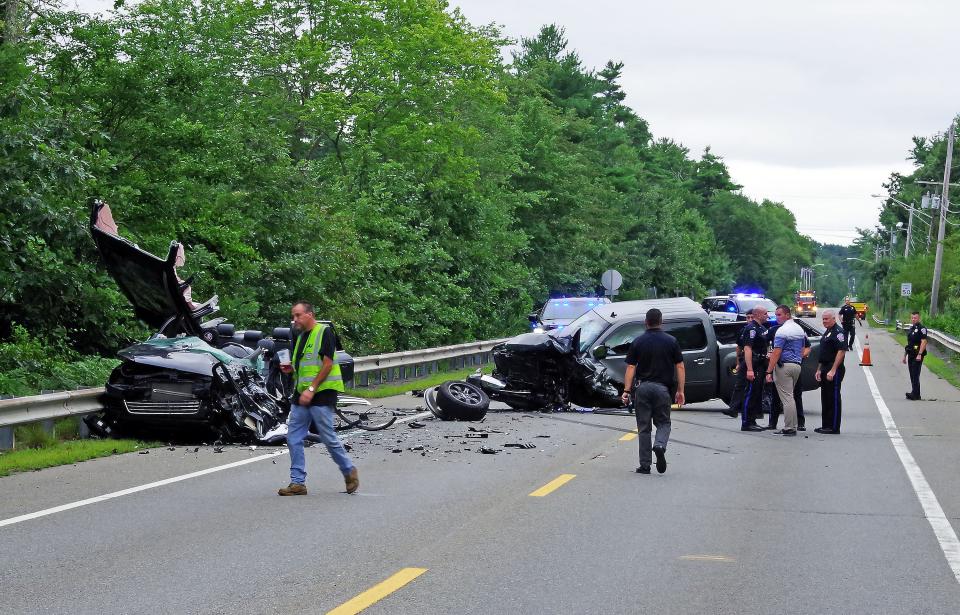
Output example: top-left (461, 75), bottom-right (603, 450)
top-left (0, 439), bottom-right (156, 477)
top-left (346, 366), bottom-right (482, 399)
top-left (892, 331), bottom-right (960, 390)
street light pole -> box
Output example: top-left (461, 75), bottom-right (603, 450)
top-left (930, 120), bottom-right (955, 317)
top-left (905, 209), bottom-right (913, 259)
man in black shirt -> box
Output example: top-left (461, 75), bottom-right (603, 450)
top-left (838, 298), bottom-right (857, 351)
top-left (903, 311), bottom-right (928, 400)
top-left (622, 308), bottom-right (685, 475)
top-left (815, 309), bottom-right (846, 434)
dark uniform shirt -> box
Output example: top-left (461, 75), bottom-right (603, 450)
top-left (906, 322), bottom-right (928, 357)
top-left (293, 326), bottom-right (338, 407)
top-left (743, 320), bottom-right (769, 360)
top-left (624, 329), bottom-right (683, 393)
top-left (819, 323), bottom-right (846, 365)
top-left (838, 304), bottom-right (856, 326)
top-left (736, 323), bottom-right (753, 364)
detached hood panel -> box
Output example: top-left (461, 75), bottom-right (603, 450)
top-left (89, 199), bottom-right (207, 335)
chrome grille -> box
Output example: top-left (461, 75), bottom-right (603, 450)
top-left (124, 400), bottom-right (202, 415)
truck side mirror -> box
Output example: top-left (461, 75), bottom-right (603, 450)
top-left (592, 345), bottom-right (609, 360)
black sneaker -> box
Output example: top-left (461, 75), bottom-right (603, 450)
top-left (741, 424), bottom-right (764, 432)
top-left (775, 429), bottom-right (797, 436)
top-left (813, 427), bottom-right (836, 434)
top-left (798, 426), bottom-right (807, 431)
top-left (636, 466), bottom-right (651, 474)
top-left (653, 445), bottom-right (667, 474)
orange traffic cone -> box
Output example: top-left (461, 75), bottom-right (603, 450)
top-left (859, 334), bottom-right (873, 366)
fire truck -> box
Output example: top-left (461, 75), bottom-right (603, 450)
top-left (794, 290), bottom-right (818, 318)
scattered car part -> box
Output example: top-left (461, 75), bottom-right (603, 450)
top-left (434, 380), bottom-right (489, 421)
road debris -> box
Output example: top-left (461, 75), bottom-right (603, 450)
top-left (478, 447), bottom-right (500, 454)
top-left (408, 422), bottom-right (426, 429)
top-left (504, 442), bottom-right (537, 449)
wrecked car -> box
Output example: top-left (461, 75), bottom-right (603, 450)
top-left (86, 199), bottom-right (392, 442)
top-left (458, 297), bottom-right (823, 411)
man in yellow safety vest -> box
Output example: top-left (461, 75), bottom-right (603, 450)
top-left (278, 301), bottom-right (358, 496)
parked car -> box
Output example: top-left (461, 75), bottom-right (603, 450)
top-left (467, 297), bottom-right (822, 410)
top-left (710, 293), bottom-right (779, 324)
top-left (701, 295), bottom-right (731, 322)
top-left (528, 296), bottom-right (611, 333)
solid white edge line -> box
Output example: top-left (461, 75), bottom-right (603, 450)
top-left (0, 410), bottom-right (432, 529)
top-left (855, 339), bottom-right (960, 584)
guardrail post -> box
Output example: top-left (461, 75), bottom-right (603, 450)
top-left (0, 426), bottom-right (13, 450)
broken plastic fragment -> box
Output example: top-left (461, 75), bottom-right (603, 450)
top-left (478, 447), bottom-right (500, 454)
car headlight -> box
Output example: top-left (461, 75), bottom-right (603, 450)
top-left (533, 326), bottom-right (545, 333)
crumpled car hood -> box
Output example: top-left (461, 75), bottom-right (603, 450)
top-left (118, 337), bottom-right (261, 377)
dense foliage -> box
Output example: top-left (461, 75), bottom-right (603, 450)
top-left (1, 0), bottom-right (818, 376)
top-left (857, 121), bottom-right (960, 333)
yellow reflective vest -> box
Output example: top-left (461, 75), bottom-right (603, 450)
top-left (292, 323), bottom-right (344, 394)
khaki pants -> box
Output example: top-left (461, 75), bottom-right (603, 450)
top-left (773, 362), bottom-right (802, 431)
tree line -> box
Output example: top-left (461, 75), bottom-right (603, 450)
top-left (2, 0), bottom-right (821, 360)
top-left (860, 121), bottom-right (960, 334)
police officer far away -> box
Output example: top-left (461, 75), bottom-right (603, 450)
top-left (838, 298), bottom-right (857, 351)
top-left (622, 308), bottom-right (685, 475)
top-left (903, 311), bottom-right (928, 400)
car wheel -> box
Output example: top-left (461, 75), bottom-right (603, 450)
top-left (436, 380), bottom-right (489, 421)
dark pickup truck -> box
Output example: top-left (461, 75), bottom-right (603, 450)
top-left (559, 297), bottom-right (823, 405)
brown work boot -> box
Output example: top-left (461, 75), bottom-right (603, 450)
top-left (278, 482), bottom-right (307, 496)
top-left (344, 468), bottom-right (359, 494)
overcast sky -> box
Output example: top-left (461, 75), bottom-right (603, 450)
top-left (72, 0), bottom-right (960, 245)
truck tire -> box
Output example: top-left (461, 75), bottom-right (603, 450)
top-left (436, 380), bottom-right (489, 421)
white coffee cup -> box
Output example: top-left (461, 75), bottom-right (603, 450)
top-left (277, 349), bottom-right (291, 366)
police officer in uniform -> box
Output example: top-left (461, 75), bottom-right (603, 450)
top-left (723, 309), bottom-right (754, 418)
top-left (815, 309), bottom-right (845, 434)
top-left (739, 306), bottom-right (769, 431)
top-left (838, 298), bottom-right (857, 351)
top-left (903, 311), bottom-right (928, 400)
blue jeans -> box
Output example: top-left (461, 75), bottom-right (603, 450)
top-left (287, 403), bottom-right (354, 484)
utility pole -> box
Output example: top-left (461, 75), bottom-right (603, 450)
top-left (930, 121), bottom-right (955, 317)
top-left (905, 208), bottom-right (913, 259)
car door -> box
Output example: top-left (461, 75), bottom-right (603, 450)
top-left (595, 318), bottom-right (716, 402)
top-left (595, 319), bottom-right (647, 385)
top-left (662, 319), bottom-right (715, 403)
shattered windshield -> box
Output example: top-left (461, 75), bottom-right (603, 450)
top-left (556, 310), bottom-right (610, 352)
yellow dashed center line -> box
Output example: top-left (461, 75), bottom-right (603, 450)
top-left (619, 430), bottom-right (638, 441)
top-left (326, 567), bottom-right (428, 615)
top-left (529, 473), bottom-right (577, 497)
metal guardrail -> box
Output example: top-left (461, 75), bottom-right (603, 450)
top-left (0, 338), bottom-right (510, 430)
top-left (894, 321), bottom-right (960, 354)
top-left (872, 314), bottom-right (888, 326)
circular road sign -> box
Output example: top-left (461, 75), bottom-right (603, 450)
top-left (601, 269), bottom-right (623, 291)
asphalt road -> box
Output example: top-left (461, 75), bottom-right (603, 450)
top-left (3, 321), bottom-right (960, 614)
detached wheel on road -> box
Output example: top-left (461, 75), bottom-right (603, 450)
top-left (436, 380), bottom-right (489, 421)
